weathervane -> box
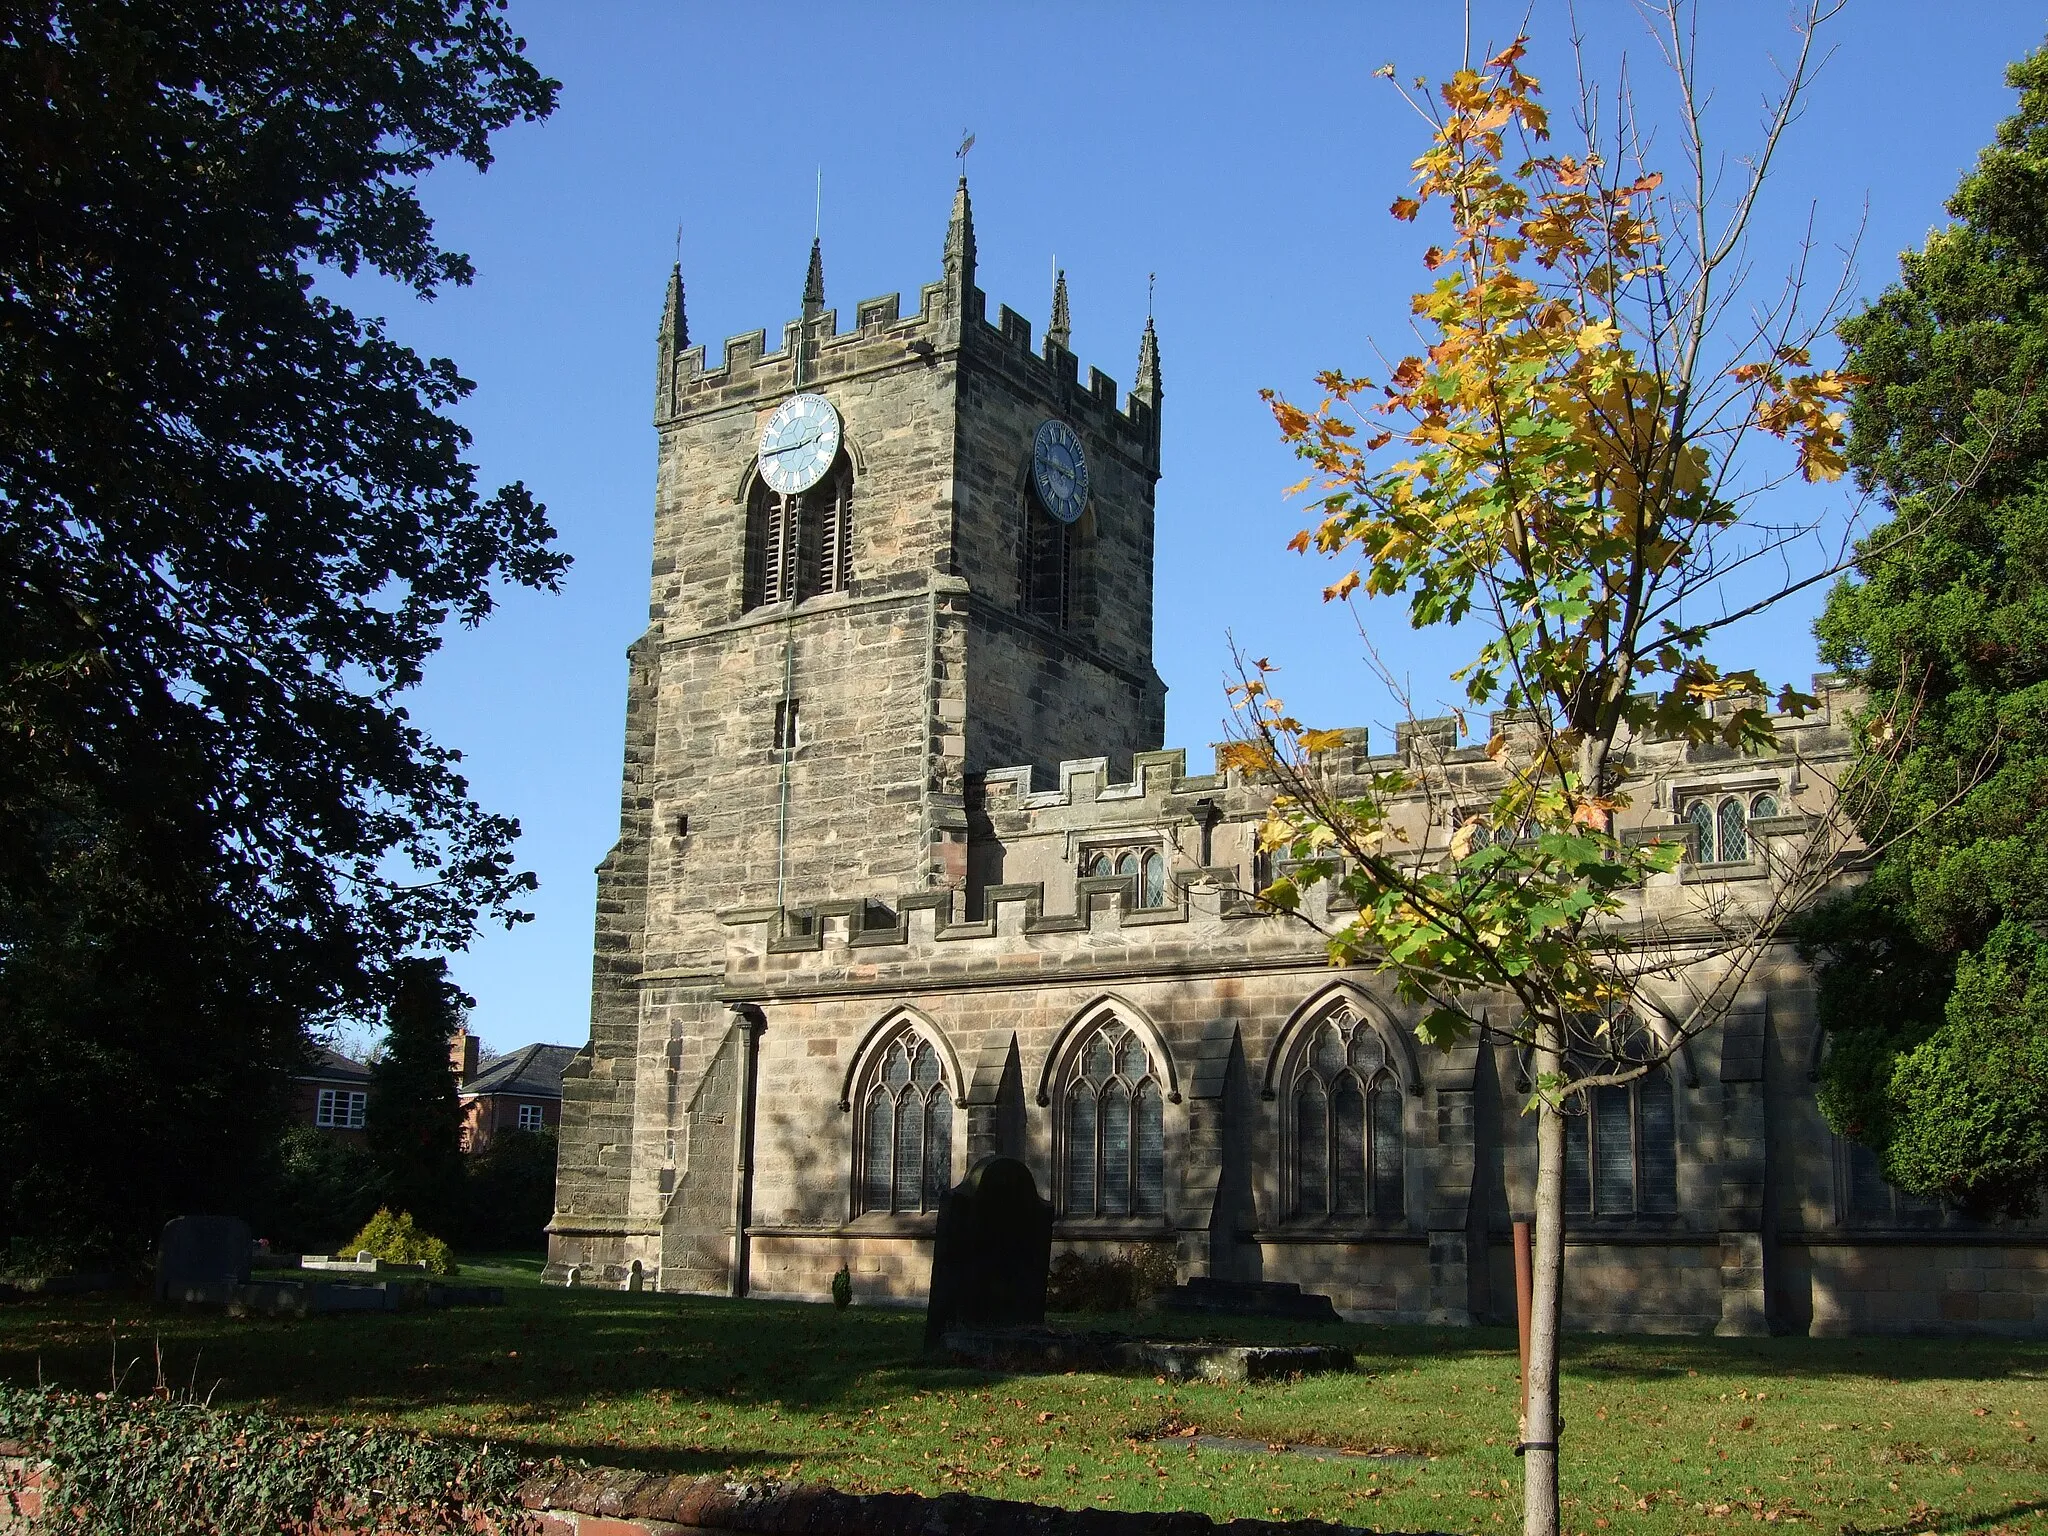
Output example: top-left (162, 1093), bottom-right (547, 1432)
top-left (956, 129), bottom-right (976, 175)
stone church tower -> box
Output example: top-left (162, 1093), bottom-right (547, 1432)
top-left (550, 181), bottom-right (1168, 1288)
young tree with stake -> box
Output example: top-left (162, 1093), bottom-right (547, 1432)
top-left (1226, 8), bottom-right (1971, 1531)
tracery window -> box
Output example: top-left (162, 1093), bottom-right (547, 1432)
top-left (1061, 1021), bottom-right (1165, 1219)
top-left (857, 1032), bottom-right (953, 1216)
top-left (1082, 845), bottom-right (1168, 909)
top-left (744, 457), bottom-right (853, 610)
top-left (1287, 1005), bottom-right (1404, 1221)
top-left (1838, 1137), bottom-right (1940, 1228)
top-left (1564, 1065), bottom-right (1678, 1219)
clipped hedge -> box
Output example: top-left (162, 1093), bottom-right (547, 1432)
top-left (0, 1382), bottom-right (533, 1534)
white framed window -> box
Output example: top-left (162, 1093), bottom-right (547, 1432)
top-left (316, 1088), bottom-right (365, 1129)
top-left (516, 1103), bottom-right (545, 1133)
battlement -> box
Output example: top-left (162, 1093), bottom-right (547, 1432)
top-left (661, 279), bottom-right (1157, 449)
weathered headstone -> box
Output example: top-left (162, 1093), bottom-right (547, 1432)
top-left (923, 1156), bottom-right (1053, 1352)
top-left (156, 1214), bottom-right (252, 1303)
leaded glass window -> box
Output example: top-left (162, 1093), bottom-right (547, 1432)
top-left (1564, 1064), bottom-right (1678, 1220)
top-left (1716, 798), bottom-right (1748, 861)
top-left (1080, 845), bottom-right (1171, 910)
top-left (1686, 800), bottom-right (1716, 861)
top-left (858, 1033), bottom-right (952, 1215)
top-left (1062, 1022), bottom-right (1165, 1219)
top-left (1685, 795), bottom-right (1765, 862)
top-left (1288, 1006), bottom-right (1404, 1221)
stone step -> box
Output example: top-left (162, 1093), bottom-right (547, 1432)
top-left (1152, 1276), bottom-right (1343, 1323)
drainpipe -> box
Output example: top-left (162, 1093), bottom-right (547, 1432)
top-left (729, 1004), bottom-right (765, 1297)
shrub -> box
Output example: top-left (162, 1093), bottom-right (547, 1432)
top-left (342, 1208), bottom-right (456, 1275)
top-left (0, 1380), bottom-right (531, 1535)
top-left (831, 1264), bottom-right (852, 1310)
top-left (1045, 1244), bottom-right (1177, 1312)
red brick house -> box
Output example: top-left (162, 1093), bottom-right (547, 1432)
top-left (459, 1043), bottom-right (577, 1153)
top-left (292, 1047), bottom-right (372, 1141)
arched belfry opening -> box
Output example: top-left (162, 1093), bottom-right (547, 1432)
top-left (743, 455), bottom-right (854, 610)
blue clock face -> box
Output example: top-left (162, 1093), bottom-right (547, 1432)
top-left (1031, 419), bottom-right (1089, 525)
top-left (757, 393), bottom-right (843, 494)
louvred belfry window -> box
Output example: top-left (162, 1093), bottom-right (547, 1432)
top-left (1288, 1006), bottom-right (1404, 1221)
top-left (745, 459), bottom-right (853, 610)
top-left (1023, 504), bottom-right (1070, 626)
top-left (857, 1033), bottom-right (952, 1216)
top-left (1061, 1022), bottom-right (1165, 1219)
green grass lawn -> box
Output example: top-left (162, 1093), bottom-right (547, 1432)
top-left (1, 1265), bottom-right (2042, 1535)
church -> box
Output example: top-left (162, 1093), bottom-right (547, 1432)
top-left (545, 179), bottom-right (2047, 1337)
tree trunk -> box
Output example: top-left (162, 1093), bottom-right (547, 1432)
top-left (1523, 1013), bottom-right (1567, 1536)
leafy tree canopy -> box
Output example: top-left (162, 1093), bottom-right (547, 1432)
top-left (1812, 39), bottom-right (2048, 1219)
top-left (0, 1), bottom-right (561, 1262)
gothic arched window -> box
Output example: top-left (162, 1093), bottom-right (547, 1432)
top-left (745, 457), bottom-right (854, 610)
top-left (857, 1031), bottom-right (952, 1216)
top-left (1061, 1021), bottom-right (1165, 1219)
top-left (1022, 504), bottom-right (1070, 626)
top-left (1564, 1065), bottom-right (1678, 1219)
top-left (1288, 1006), bottom-right (1404, 1221)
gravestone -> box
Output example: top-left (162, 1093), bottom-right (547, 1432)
top-left (923, 1156), bottom-right (1053, 1352)
top-left (156, 1214), bottom-right (252, 1303)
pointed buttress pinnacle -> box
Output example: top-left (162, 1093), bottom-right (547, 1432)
top-left (659, 261), bottom-right (687, 351)
top-left (943, 176), bottom-right (976, 292)
top-left (1135, 314), bottom-right (1161, 406)
top-left (801, 237), bottom-right (826, 320)
top-left (1047, 269), bottom-right (1071, 351)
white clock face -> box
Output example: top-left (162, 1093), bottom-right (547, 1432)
top-left (757, 393), bottom-right (842, 494)
top-left (1031, 419), bottom-right (1089, 524)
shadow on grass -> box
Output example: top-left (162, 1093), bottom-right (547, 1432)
top-left (4, 1287), bottom-right (2046, 1430)
top-left (1849, 1500), bottom-right (2048, 1535)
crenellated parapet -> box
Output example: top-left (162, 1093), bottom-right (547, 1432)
top-left (719, 674), bottom-right (1864, 967)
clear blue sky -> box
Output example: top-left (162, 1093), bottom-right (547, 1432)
top-left (357, 2), bottom-right (2047, 1054)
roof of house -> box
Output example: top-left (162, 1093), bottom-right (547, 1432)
top-left (297, 1046), bottom-right (372, 1086)
top-left (461, 1042), bottom-right (578, 1102)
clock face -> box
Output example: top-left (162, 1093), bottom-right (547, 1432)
top-left (1031, 419), bottom-right (1090, 525)
top-left (757, 393), bottom-right (843, 494)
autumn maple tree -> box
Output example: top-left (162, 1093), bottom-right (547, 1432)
top-left (1227, 9), bottom-right (1881, 1533)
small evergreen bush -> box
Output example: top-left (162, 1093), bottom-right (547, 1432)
top-left (342, 1208), bottom-right (456, 1275)
top-left (831, 1263), bottom-right (853, 1310)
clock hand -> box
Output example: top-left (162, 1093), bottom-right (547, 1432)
top-left (768, 429), bottom-right (823, 457)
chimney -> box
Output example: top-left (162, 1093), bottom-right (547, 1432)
top-left (450, 1026), bottom-right (478, 1084)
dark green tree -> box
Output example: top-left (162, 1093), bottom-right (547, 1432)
top-left (365, 958), bottom-right (467, 1234)
top-left (463, 1128), bottom-right (558, 1251)
top-left (1810, 38), bottom-right (2048, 1218)
top-left (0, 2), bottom-right (561, 1265)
